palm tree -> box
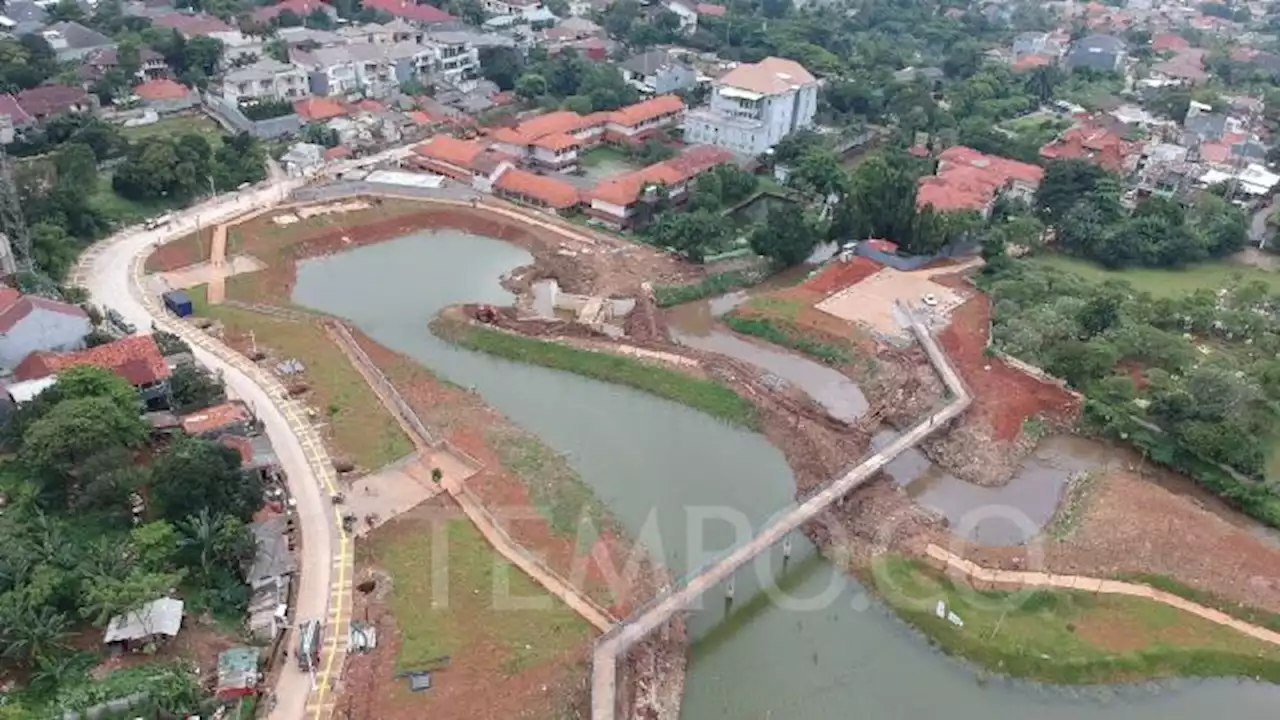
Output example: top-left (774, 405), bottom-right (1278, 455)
top-left (178, 509), bottom-right (219, 581)
top-left (3, 606), bottom-right (71, 666)
top-left (1024, 65), bottom-right (1059, 106)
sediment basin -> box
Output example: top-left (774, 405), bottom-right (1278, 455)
top-left (293, 229), bottom-right (1279, 719)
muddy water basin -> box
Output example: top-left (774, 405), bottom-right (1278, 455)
top-left (874, 433), bottom-right (1114, 545)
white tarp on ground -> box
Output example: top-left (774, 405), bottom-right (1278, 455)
top-left (1198, 164), bottom-right (1280, 196)
top-left (364, 170), bottom-right (445, 189)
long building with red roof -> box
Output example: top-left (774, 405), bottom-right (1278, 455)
top-left (488, 95), bottom-right (686, 171)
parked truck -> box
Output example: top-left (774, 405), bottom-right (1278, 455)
top-left (162, 289), bottom-right (194, 318)
top-left (297, 620), bottom-right (322, 672)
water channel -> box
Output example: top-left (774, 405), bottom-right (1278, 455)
top-left (292, 229), bottom-right (1279, 719)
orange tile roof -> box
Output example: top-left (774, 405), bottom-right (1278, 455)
top-left (14, 335), bottom-right (169, 385)
top-left (696, 2), bottom-right (726, 15)
top-left (414, 135), bottom-right (486, 169)
top-left (718, 57), bottom-right (816, 96)
top-left (293, 97), bottom-right (347, 121)
top-left (1039, 124), bottom-right (1134, 173)
top-left (1012, 54), bottom-right (1051, 72)
top-left (133, 79), bottom-right (191, 101)
top-left (180, 400), bottom-right (254, 436)
top-left (608, 94), bottom-right (684, 128)
top-left (1199, 142), bottom-right (1231, 165)
top-left (495, 168), bottom-right (580, 209)
top-left (406, 110), bottom-right (432, 125)
top-left (916, 146), bottom-right (1044, 212)
top-left (532, 132), bottom-right (581, 152)
top-left (514, 111), bottom-right (589, 141)
top-left (353, 98), bottom-right (384, 113)
top-left (588, 145), bottom-right (734, 206)
top-left (1152, 32), bottom-right (1191, 53)
top-left (490, 127), bottom-right (527, 145)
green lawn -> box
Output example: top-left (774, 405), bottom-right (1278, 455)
top-left (578, 145), bottom-right (631, 168)
top-left (999, 114), bottom-right (1071, 146)
top-left (120, 115), bottom-right (227, 145)
top-left (367, 516), bottom-right (592, 674)
top-left (1030, 254), bottom-right (1280, 297)
top-left (89, 174), bottom-right (185, 225)
top-left (873, 555), bottom-right (1280, 684)
top-left (186, 286), bottom-right (415, 469)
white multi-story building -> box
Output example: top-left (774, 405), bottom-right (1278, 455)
top-left (683, 56), bottom-right (818, 157)
top-left (221, 59), bottom-right (311, 105)
top-left (296, 43), bottom-right (427, 98)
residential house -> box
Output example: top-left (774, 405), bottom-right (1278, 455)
top-left (151, 11), bottom-right (234, 37)
top-left (179, 400), bottom-right (259, 438)
top-left (253, 0), bottom-right (338, 24)
top-left (295, 42), bottom-right (429, 98)
top-left (81, 46), bottom-right (168, 84)
top-left (216, 648), bottom-right (263, 700)
top-left (483, 0), bottom-right (541, 15)
top-left (1011, 31), bottom-right (1059, 60)
top-left (293, 96), bottom-right (349, 121)
top-left (0, 287), bottom-right (90, 373)
top-left (246, 516), bottom-right (294, 640)
top-left (420, 32), bottom-right (488, 91)
top-left (1040, 120), bottom-right (1138, 173)
top-left (683, 56), bottom-right (819, 156)
top-left (103, 597), bottom-right (183, 650)
top-left (133, 79), bottom-right (199, 113)
top-left (1184, 103), bottom-right (1237, 142)
top-left (661, 0), bottom-right (699, 34)
top-left (208, 30), bottom-right (268, 65)
top-left (221, 59), bottom-right (311, 105)
top-left (41, 22), bottom-right (115, 62)
top-left (1151, 32), bottom-right (1191, 53)
top-left (1151, 48), bottom-right (1208, 84)
top-left (0, 94), bottom-right (33, 144)
top-left (13, 334), bottom-right (172, 410)
top-left (360, 0), bottom-right (455, 26)
top-left (280, 141), bottom-right (327, 176)
top-left (915, 145), bottom-right (1043, 217)
top-left (2, 1), bottom-right (47, 35)
top-left (583, 144), bottom-right (737, 228)
top-left (15, 84), bottom-right (94, 120)
top-left (621, 49), bottom-right (698, 95)
top-left (1064, 34), bottom-right (1127, 72)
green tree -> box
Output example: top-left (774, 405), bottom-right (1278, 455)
top-left (1034, 158), bottom-right (1110, 222)
top-left (0, 602), bottom-right (71, 666)
top-left (132, 521), bottom-right (182, 573)
top-left (177, 509), bottom-right (255, 582)
top-left (169, 364), bottom-right (225, 411)
top-left (149, 437), bottom-right (261, 522)
top-left (515, 73), bottom-right (548, 100)
top-left (480, 46), bottom-right (523, 90)
top-left (305, 7), bottom-right (335, 28)
top-left (750, 204), bottom-right (823, 266)
top-left (81, 569), bottom-right (185, 626)
top-left (21, 396), bottom-right (148, 495)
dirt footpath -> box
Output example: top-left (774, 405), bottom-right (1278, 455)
top-left (963, 464), bottom-right (1280, 614)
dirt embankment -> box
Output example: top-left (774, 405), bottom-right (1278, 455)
top-left (448, 307), bottom-right (948, 572)
top-left (346, 324), bottom-right (685, 720)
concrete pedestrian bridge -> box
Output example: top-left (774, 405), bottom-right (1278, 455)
top-left (590, 306), bottom-right (972, 719)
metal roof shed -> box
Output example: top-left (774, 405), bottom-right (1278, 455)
top-left (103, 597), bottom-right (184, 645)
top-left (216, 647), bottom-right (262, 698)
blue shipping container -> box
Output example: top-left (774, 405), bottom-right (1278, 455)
top-left (163, 290), bottom-right (194, 317)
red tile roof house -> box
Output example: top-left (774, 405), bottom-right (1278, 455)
top-left (14, 334), bottom-right (173, 410)
top-left (15, 84), bottom-right (95, 120)
top-left (0, 94), bottom-right (34, 144)
top-left (360, 0), bottom-right (454, 25)
top-left (583, 144), bottom-right (736, 229)
top-left (150, 11), bottom-right (235, 37)
top-left (133, 79), bottom-right (198, 113)
top-left (253, 0), bottom-right (338, 24)
top-left (492, 167), bottom-right (581, 213)
top-left (0, 287), bottom-right (91, 373)
top-left (915, 146), bottom-right (1043, 218)
top-left (1039, 121), bottom-right (1139, 174)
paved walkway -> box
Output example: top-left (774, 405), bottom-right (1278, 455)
top-left (323, 318), bottom-right (617, 632)
top-left (923, 544), bottom-right (1280, 647)
top-left (205, 205), bottom-right (278, 303)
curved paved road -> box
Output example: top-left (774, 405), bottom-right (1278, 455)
top-left (73, 144), bottom-right (418, 719)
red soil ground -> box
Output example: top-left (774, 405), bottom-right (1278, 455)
top-left (935, 279), bottom-right (1081, 441)
top-left (801, 256), bottom-right (882, 295)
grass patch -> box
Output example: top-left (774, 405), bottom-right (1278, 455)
top-left (486, 427), bottom-right (613, 543)
top-left (999, 114), bottom-right (1071, 146)
top-left (433, 318), bottom-right (760, 430)
top-left (873, 555), bottom-right (1280, 684)
top-left (367, 517), bottom-right (592, 674)
top-left (653, 267), bottom-right (769, 307)
top-left (578, 145), bottom-right (631, 168)
top-left (1115, 572), bottom-right (1280, 635)
top-left (1029, 253), bottom-right (1280, 298)
top-left (120, 115), bottom-right (226, 145)
top-left (90, 174), bottom-right (185, 226)
top-left (193, 296), bottom-right (414, 468)
top-left (724, 313), bottom-right (852, 365)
